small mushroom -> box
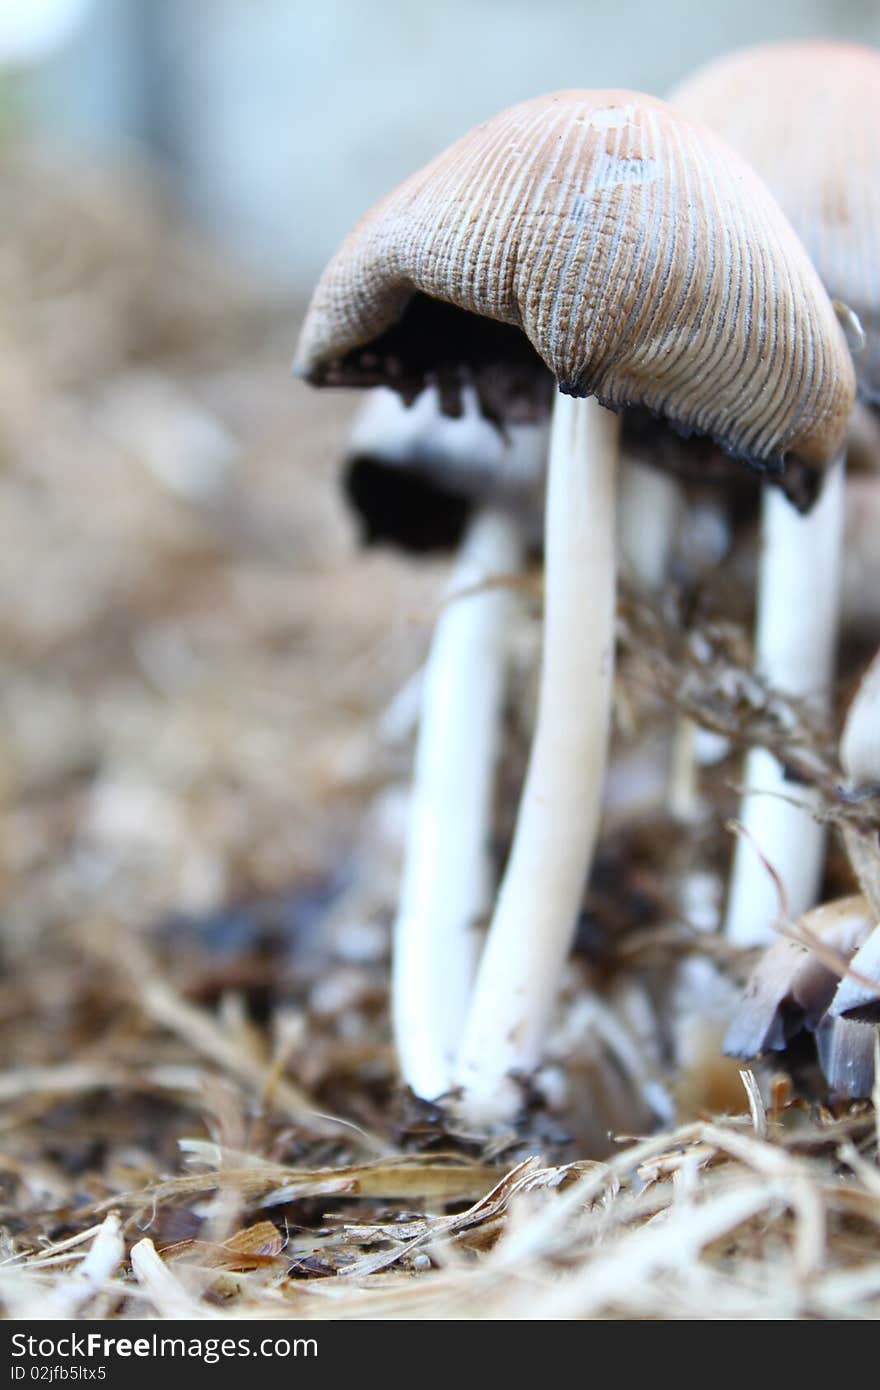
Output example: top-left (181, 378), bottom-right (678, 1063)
top-left (346, 384), bottom-right (546, 553)
top-left (673, 40), bottom-right (880, 946)
top-left (344, 384), bottom-right (546, 1098)
top-left (722, 879), bottom-right (879, 1100)
top-left (296, 89), bottom-right (853, 1123)
top-left (723, 894), bottom-right (874, 1060)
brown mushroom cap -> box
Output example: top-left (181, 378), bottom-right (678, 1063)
top-left (296, 89), bottom-right (854, 478)
top-left (672, 41), bottom-right (880, 407)
top-left (724, 894), bottom-right (875, 1058)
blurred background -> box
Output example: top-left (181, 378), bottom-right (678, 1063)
top-left (10, 0), bottom-right (880, 291)
top-left (3, 0), bottom-right (880, 1281)
top-left (4, 1), bottom-right (880, 990)
top-left (3, 0), bottom-right (880, 1191)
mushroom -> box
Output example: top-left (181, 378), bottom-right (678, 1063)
top-left (344, 384), bottom-right (546, 1098)
top-left (726, 896), bottom-right (878, 1097)
top-left (672, 40), bottom-right (880, 946)
top-left (296, 89), bottom-right (853, 1123)
top-left (724, 646), bottom-right (880, 1095)
top-left (345, 384), bottom-right (545, 554)
top-left (828, 647), bottom-right (880, 1026)
top-left (723, 894), bottom-right (874, 1060)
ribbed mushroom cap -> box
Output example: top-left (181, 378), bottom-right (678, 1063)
top-left (672, 41), bottom-right (880, 407)
top-left (296, 89), bottom-right (854, 479)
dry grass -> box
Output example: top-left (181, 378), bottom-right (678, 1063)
top-left (1, 142), bottom-right (879, 1321)
top-left (3, 1082), bottom-right (879, 1319)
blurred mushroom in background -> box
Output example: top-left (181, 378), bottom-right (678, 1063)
top-left (724, 646), bottom-right (880, 1099)
top-left (673, 40), bottom-right (880, 948)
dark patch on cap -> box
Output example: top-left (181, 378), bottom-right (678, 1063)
top-left (314, 292), bottom-right (826, 513)
top-left (835, 996), bottom-right (880, 1025)
top-left (344, 455), bottom-right (471, 554)
top-left (308, 294), bottom-right (553, 426)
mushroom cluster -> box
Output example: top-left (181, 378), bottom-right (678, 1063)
top-left (665, 38), bottom-right (880, 1098)
top-left (297, 84), bottom-right (856, 1126)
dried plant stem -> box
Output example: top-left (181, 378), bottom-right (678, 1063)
top-left (725, 456), bottom-right (844, 947)
top-left (668, 714), bottom-right (700, 822)
top-left (842, 824), bottom-right (880, 922)
top-left (132, 973), bottom-right (387, 1153)
top-left (393, 508), bottom-right (524, 1099)
top-left (454, 393), bottom-right (620, 1125)
top-left (39, 1214), bottom-right (124, 1319)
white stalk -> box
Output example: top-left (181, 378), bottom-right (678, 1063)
top-left (454, 393), bottom-right (620, 1125)
top-left (392, 506), bottom-right (524, 1099)
top-left (839, 645), bottom-right (880, 921)
top-left (843, 476), bottom-right (880, 633)
top-left (668, 714), bottom-right (701, 823)
top-left (724, 456), bottom-right (845, 948)
top-left (619, 454), bottom-right (710, 822)
top-left (618, 454), bottom-right (683, 590)
top-left (841, 645), bottom-right (880, 785)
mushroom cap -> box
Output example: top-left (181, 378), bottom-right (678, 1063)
top-left (672, 40), bottom-right (880, 407)
top-left (829, 922), bottom-right (880, 1023)
top-left (723, 894), bottom-right (874, 1058)
top-left (296, 89), bottom-right (854, 476)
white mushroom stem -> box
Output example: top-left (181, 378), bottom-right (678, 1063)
top-left (454, 392), bottom-right (620, 1125)
top-left (392, 506), bottom-right (524, 1099)
top-left (618, 454), bottom-right (683, 590)
top-left (843, 476), bottom-right (880, 633)
top-left (619, 456), bottom-right (714, 823)
top-left (724, 456), bottom-right (845, 948)
top-left (839, 645), bottom-right (880, 920)
top-left (840, 645), bottom-right (880, 785)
